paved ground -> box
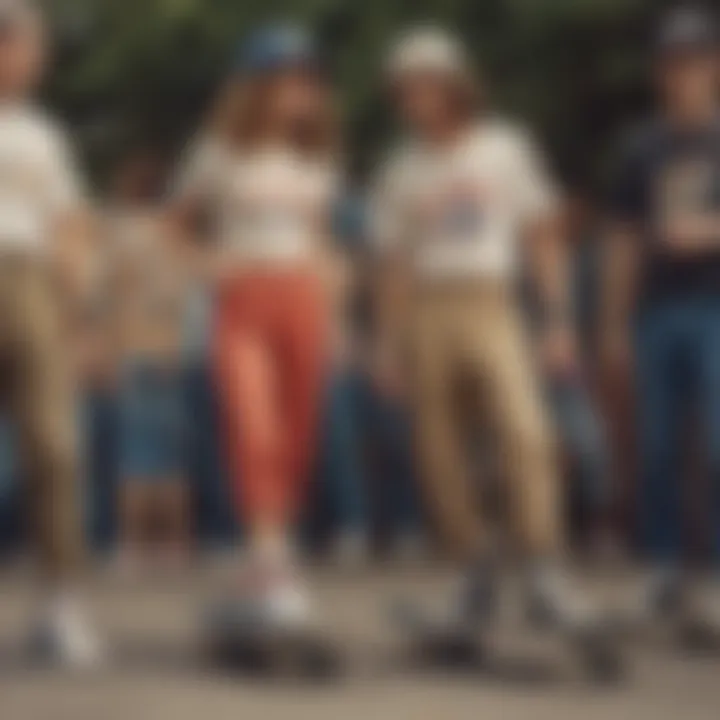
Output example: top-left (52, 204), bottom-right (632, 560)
top-left (1, 564), bottom-right (719, 720)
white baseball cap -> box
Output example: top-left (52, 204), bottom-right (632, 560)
top-left (386, 27), bottom-right (472, 84)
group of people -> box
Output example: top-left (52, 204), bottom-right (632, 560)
top-left (1, 0), bottom-right (720, 673)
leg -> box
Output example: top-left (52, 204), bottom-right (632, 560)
top-left (474, 305), bottom-right (561, 558)
top-left (383, 400), bottom-right (424, 537)
top-left (634, 308), bottom-right (689, 565)
top-left (372, 391), bottom-right (426, 558)
top-left (360, 372), bottom-right (424, 550)
top-left (0, 417), bottom-right (19, 555)
top-left (699, 304), bottom-right (720, 563)
top-left (547, 377), bottom-right (611, 543)
top-left (208, 278), bottom-right (326, 642)
top-left (470, 299), bottom-right (624, 677)
top-left (665, 302), bottom-right (720, 648)
top-left (276, 277), bottom-right (329, 526)
top-left (11, 279), bottom-right (82, 584)
top-left (116, 365), bottom-right (167, 569)
top-left (318, 369), bottom-right (370, 564)
top-left (411, 306), bottom-right (482, 560)
top-left (116, 480), bottom-right (151, 572)
top-left (82, 389), bottom-right (119, 554)
top-left (155, 480), bottom-right (191, 565)
top-left (8, 267), bottom-right (101, 666)
top-left (184, 361), bottom-right (236, 548)
top-left (322, 369), bottom-right (368, 535)
top-left (153, 369), bottom-right (192, 563)
top-left (214, 322), bottom-right (285, 535)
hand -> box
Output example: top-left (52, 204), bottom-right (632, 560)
top-left (662, 214), bottom-right (719, 253)
top-left (541, 322), bottom-right (579, 379)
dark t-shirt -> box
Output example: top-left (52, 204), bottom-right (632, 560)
top-left (610, 117), bottom-right (720, 303)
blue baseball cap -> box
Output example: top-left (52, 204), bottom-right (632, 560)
top-left (235, 24), bottom-right (320, 75)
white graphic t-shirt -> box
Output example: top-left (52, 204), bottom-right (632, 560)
top-left (371, 120), bottom-right (559, 280)
top-left (0, 104), bottom-right (84, 253)
top-left (176, 137), bottom-right (337, 266)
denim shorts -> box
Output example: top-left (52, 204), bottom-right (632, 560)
top-left (118, 362), bottom-right (187, 480)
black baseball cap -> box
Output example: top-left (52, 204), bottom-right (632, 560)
top-left (655, 6), bottom-right (718, 57)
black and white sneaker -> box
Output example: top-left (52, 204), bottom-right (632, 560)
top-left (389, 563), bottom-right (497, 669)
top-left (525, 565), bottom-right (623, 683)
top-left (453, 563), bottom-right (498, 628)
top-left (678, 580), bottom-right (720, 653)
top-left (30, 601), bottom-right (105, 670)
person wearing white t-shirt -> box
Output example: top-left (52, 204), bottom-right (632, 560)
top-left (0, 0), bottom-right (102, 667)
top-left (372, 28), bottom-right (618, 669)
top-left (173, 25), bottom-right (338, 631)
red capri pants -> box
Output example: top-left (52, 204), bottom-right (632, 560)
top-left (214, 270), bottom-right (328, 528)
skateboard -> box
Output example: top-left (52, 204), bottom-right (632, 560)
top-left (391, 598), bottom-right (625, 683)
top-left (203, 599), bottom-right (342, 679)
top-left (390, 600), bottom-right (487, 668)
top-left (524, 593), bottom-right (625, 684)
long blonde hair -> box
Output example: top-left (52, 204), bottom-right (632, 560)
top-left (205, 72), bottom-right (339, 159)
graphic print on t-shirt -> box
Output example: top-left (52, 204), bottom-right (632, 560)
top-left (373, 122), bottom-right (558, 279)
top-left (655, 157), bottom-right (718, 234)
top-left (413, 176), bottom-right (488, 248)
top-left (442, 181), bottom-right (486, 241)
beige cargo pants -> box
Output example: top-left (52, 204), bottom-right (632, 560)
top-left (410, 281), bottom-right (561, 561)
top-left (0, 257), bottom-right (81, 581)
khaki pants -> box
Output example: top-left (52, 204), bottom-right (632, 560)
top-left (411, 281), bottom-right (561, 560)
top-left (0, 258), bottom-right (81, 580)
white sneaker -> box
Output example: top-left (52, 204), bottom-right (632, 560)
top-left (32, 598), bottom-right (105, 670)
top-left (265, 578), bottom-right (312, 631)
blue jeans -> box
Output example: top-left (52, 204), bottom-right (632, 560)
top-left (117, 363), bottom-right (187, 479)
top-left (310, 370), bottom-right (368, 539)
top-left (546, 376), bottom-right (610, 514)
top-left (635, 297), bottom-right (720, 562)
top-left (184, 361), bottom-right (237, 547)
top-left (360, 378), bottom-right (424, 537)
top-left (82, 389), bottom-right (119, 552)
top-left (0, 417), bottom-right (20, 554)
